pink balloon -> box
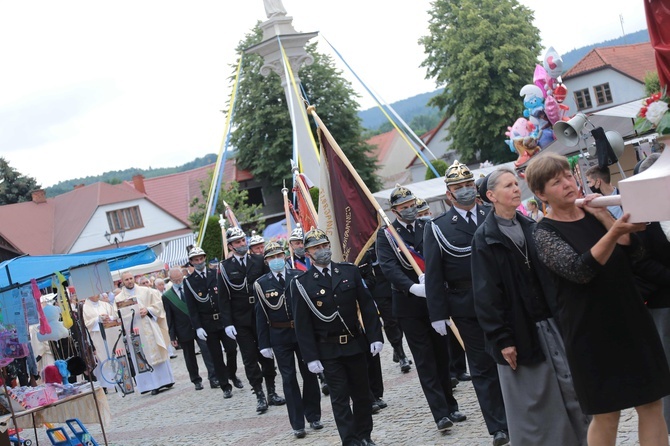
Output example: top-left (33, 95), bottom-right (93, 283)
top-left (534, 65), bottom-right (548, 98)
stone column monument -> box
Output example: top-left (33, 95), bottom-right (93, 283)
top-left (245, 1), bottom-right (320, 185)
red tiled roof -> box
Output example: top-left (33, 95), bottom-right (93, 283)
top-left (367, 130), bottom-right (399, 162)
top-left (563, 42), bottom-right (656, 82)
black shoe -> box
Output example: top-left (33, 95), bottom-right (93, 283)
top-left (255, 390), bottom-right (269, 413)
top-left (194, 382), bottom-right (204, 391)
top-left (457, 372), bottom-right (471, 381)
top-left (309, 420), bottom-right (323, 430)
top-left (268, 392), bottom-right (286, 406)
top-left (450, 377), bottom-right (459, 389)
top-left (492, 430), bottom-right (510, 446)
top-left (399, 357), bottom-right (411, 373)
top-left (210, 379), bottom-right (220, 389)
top-left (232, 376), bottom-right (244, 389)
top-left (150, 389), bottom-right (159, 396)
top-left (374, 398), bottom-right (387, 409)
top-left (437, 416), bottom-right (454, 431)
top-left (293, 429), bottom-right (306, 438)
top-left (371, 402), bottom-right (381, 414)
top-left (223, 388), bottom-right (233, 399)
top-left (320, 381), bottom-right (329, 396)
top-left (392, 350), bottom-right (399, 363)
top-left (448, 410), bottom-right (467, 422)
top-left (361, 439), bottom-right (376, 446)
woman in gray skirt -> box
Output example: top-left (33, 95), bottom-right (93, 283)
top-left (471, 167), bottom-right (589, 445)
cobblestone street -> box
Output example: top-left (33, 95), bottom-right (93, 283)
top-left (18, 343), bottom-right (643, 445)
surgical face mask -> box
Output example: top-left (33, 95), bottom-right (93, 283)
top-left (589, 180), bottom-right (601, 195)
top-left (452, 186), bottom-right (477, 206)
top-left (268, 258), bottom-right (285, 273)
top-left (293, 247), bottom-right (306, 258)
top-left (312, 248), bottom-right (332, 266)
top-left (418, 215), bottom-right (432, 222)
top-left (396, 205), bottom-right (418, 223)
top-left (233, 245), bottom-right (249, 256)
top-left (193, 262), bottom-right (206, 272)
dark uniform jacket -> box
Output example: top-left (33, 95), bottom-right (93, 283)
top-left (424, 205), bottom-right (490, 320)
top-left (255, 268), bottom-right (301, 349)
top-left (471, 211), bottom-right (557, 366)
top-left (183, 268), bottom-right (223, 333)
top-left (162, 286), bottom-right (196, 342)
top-left (376, 218), bottom-right (427, 318)
top-left (634, 222), bottom-right (670, 308)
top-left (292, 262), bottom-right (383, 363)
top-left (217, 254), bottom-right (268, 328)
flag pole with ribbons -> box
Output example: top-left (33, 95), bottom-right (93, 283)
top-left (281, 181), bottom-right (296, 268)
top-left (218, 214), bottom-right (229, 260)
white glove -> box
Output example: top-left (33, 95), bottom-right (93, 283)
top-left (409, 283), bottom-right (426, 298)
top-left (431, 320), bottom-right (450, 336)
top-left (260, 348), bottom-right (273, 359)
top-left (419, 274), bottom-right (426, 284)
top-left (196, 328), bottom-right (208, 341)
top-left (225, 325), bottom-right (237, 340)
top-left (307, 360), bottom-right (324, 374)
top-left (370, 341), bottom-right (383, 356)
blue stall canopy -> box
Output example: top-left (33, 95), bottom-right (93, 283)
top-left (0, 245), bottom-right (158, 290)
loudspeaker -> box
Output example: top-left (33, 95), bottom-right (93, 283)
top-left (591, 127), bottom-right (624, 168)
top-left (553, 113), bottom-right (588, 146)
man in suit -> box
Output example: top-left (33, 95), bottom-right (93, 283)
top-left (219, 227), bottom-right (285, 414)
top-left (376, 184), bottom-right (464, 433)
top-left (182, 247), bottom-right (235, 399)
top-left (292, 228), bottom-right (384, 446)
top-left (255, 241), bottom-right (322, 439)
top-left (424, 161), bottom-right (509, 446)
top-left (163, 267), bottom-right (218, 391)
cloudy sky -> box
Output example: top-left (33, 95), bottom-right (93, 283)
top-left (0, 0), bottom-right (649, 187)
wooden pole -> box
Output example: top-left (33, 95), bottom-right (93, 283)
top-left (307, 106), bottom-right (464, 349)
top-left (218, 215), bottom-right (229, 260)
top-left (281, 183), bottom-right (296, 268)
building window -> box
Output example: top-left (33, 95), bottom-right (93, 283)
top-left (107, 206), bottom-right (143, 232)
top-left (574, 88), bottom-right (592, 110)
top-left (594, 83), bottom-right (613, 106)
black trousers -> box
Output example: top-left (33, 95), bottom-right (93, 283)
top-left (373, 295), bottom-right (403, 348)
top-left (203, 328), bottom-right (234, 392)
top-left (273, 342), bottom-right (321, 430)
top-left (221, 335), bottom-right (239, 379)
top-left (453, 316), bottom-right (508, 434)
top-left (322, 352), bottom-right (373, 445)
top-left (180, 337), bottom-right (217, 384)
top-left (367, 351), bottom-right (383, 399)
top-left (235, 325), bottom-right (276, 390)
top-left (448, 325), bottom-right (468, 376)
top-left (399, 316), bottom-right (459, 422)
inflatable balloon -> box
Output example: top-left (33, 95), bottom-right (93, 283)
top-left (543, 46), bottom-right (564, 80)
top-left (36, 305), bottom-right (69, 342)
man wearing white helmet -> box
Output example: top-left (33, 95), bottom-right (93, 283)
top-left (248, 232), bottom-right (266, 256)
top-left (286, 226), bottom-right (310, 272)
top-left (219, 227), bottom-right (285, 414)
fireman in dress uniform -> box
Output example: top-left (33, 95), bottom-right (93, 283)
top-left (255, 241), bottom-right (322, 439)
top-left (423, 160), bottom-right (509, 446)
top-left (248, 231), bottom-right (265, 256)
top-left (292, 228), bottom-right (384, 446)
top-left (183, 247), bottom-right (236, 399)
top-left (218, 227), bottom-right (285, 414)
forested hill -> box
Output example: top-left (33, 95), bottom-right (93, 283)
top-left (45, 154), bottom-right (217, 198)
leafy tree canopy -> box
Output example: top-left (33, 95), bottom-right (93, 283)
top-left (0, 157), bottom-right (40, 205)
top-left (230, 25), bottom-right (381, 192)
top-left (425, 159), bottom-right (448, 181)
top-left (420, 0), bottom-right (541, 163)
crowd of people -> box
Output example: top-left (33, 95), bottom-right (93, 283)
top-left (73, 152), bottom-right (670, 446)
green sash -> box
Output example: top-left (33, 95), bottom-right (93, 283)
top-left (164, 287), bottom-right (189, 315)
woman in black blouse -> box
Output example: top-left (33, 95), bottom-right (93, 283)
top-left (526, 153), bottom-right (670, 446)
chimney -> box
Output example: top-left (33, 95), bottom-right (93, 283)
top-left (31, 189), bottom-right (46, 204)
top-left (132, 174), bottom-right (146, 194)
top-left (73, 183), bottom-right (86, 190)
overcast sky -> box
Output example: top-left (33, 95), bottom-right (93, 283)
top-left (0, 0), bottom-right (649, 187)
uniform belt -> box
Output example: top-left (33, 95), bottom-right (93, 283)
top-left (205, 312), bottom-right (221, 320)
top-left (447, 281), bottom-right (472, 290)
top-left (270, 321), bottom-right (294, 329)
top-left (320, 333), bottom-right (354, 344)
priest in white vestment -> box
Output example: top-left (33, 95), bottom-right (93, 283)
top-left (82, 294), bottom-right (120, 389)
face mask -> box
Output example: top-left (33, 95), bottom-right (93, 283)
top-left (312, 248), bottom-right (332, 266)
top-left (294, 247), bottom-right (305, 258)
top-left (397, 205), bottom-right (418, 223)
top-left (233, 245), bottom-right (249, 255)
top-left (194, 262), bottom-right (206, 272)
top-left (418, 215), bottom-right (431, 222)
top-left (590, 181), bottom-right (601, 195)
top-left (452, 186), bottom-right (477, 206)
top-left (268, 258), bottom-right (285, 273)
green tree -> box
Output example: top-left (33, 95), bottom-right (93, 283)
top-left (201, 215), bottom-right (224, 262)
top-left (0, 157), bottom-right (41, 205)
top-left (189, 168), bottom-right (265, 235)
top-left (645, 71), bottom-right (661, 96)
top-left (229, 25), bottom-right (381, 192)
top-left (420, 0), bottom-right (541, 162)
top-left (425, 159), bottom-right (448, 180)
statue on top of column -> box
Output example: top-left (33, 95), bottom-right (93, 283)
top-left (263, 0), bottom-right (287, 18)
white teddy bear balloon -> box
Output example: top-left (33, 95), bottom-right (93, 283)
top-left (36, 305), bottom-right (70, 341)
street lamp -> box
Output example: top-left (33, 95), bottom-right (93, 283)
top-left (104, 229), bottom-right (126, 248)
